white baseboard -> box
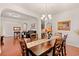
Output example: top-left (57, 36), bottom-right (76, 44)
top-left (4, 36), bottom-right (13, 38)
top-left (67, 42), bottom-right (79, 48)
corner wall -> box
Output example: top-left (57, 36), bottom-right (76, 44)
top-left (0, 4), bottom-right (40, 38)
top-left (2, 17), bottom-right (38, 37)
top-left (52, 8), bottom-right (79, 48)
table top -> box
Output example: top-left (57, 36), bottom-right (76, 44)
top-left (24, 38), bottom-right (55, 55)
top-left (24, 38), bottom-right (54, 48)
top-left (29, 42), bottom-right (54, 55)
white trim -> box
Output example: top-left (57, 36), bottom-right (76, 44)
top-left (67, 42), bottom-right (79, 48)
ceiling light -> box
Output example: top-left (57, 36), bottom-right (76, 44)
top-left (42, 14), bottom-right (45, 17)
top-left (48, 14), bottom-right (52, 19)
top-left (41, 17), bottom-right (44, 20)
top-left (41, 14), bottom-right (45, 20)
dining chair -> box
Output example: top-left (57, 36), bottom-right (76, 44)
top-left (54, 32), bottom-right (62, 38)
top-left (62, 34), bottom-right (68, 56)
top-left (30, 33), bottom-right (37, 41)
top-left (19, 37), bottom-right (29, 56)
top-left (14, 32), bottom-right (21, 39)
top-left (52, 36), bottom-right (63, 56)
top-left (46, 32), bottom-right (62, 56)
top-left (1, 36), bottom-right (4, 45)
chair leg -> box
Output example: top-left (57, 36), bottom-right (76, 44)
top-left (52, 47), bottom-right (55, 56)
top-left (64, 46), bottom-right (66, 56)
top-left (62, 47), bottom-right (64, 56)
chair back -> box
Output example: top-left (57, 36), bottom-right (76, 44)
top-left (62, 34), bottom-right (68, 56)
top-left (19, 37), bottom-right (29, 56)
top-left (30, 33), bottom-right (37, 41)
top-left (63, 34), bottom-right (68, 42)
top-left (1, 36), bottom-right (4, 45)
top-left (52, 37), bottom-right (63, 56)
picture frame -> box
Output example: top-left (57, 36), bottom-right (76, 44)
top-left (31, 23), bottom-right (36, 29)
top-left (57, 20), bottom-right (71, 31)
top-left (13, 27), bottom-right (21, 32)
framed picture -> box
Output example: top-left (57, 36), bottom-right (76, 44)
top-left (31, 23), bottom-right (36, 29)
top-left (57, 20), bottom-right (71, 31)
top-left (13, 27), bottom-right (21, 32)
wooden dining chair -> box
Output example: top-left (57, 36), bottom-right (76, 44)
top-left (62, 34), bottom-right (68, 56)
top-left (14, 32), bottom-right (21, 39)
top-left (20, 35), bottom-right (38, 56)
top-left (52, 37), bottom-right (63, 56)
top-left (30, 33), bottom-right (37, 41)
top-left (54, 32), bottom-right (62, 38)
top-left (1, 36), bottom-right (4, 45)
top-left (19, 36), bottom-right (29, 56)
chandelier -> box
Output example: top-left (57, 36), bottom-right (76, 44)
top-left (41, 3), bottom-right (52, 20)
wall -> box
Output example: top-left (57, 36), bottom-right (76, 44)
top-left (52, 8), bottom-right (79, 47)
top-left (0, 4), bottom-right (41, 38)
top-left (0, 16), bottom-right (1, 35)
top-left (2, 17), bottom-right (38, 37)
top-left (0, 4), bottom-right (40, 36)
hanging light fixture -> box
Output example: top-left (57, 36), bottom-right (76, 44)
top-left (48, 14), bottom-right (52, 19)
top-left (41, 3), bottom-right (52, 20)
top-left (41, 14), bottom-right (45, 20)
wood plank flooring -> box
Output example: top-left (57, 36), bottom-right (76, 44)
top-left (0, 37), bottom-right (79, 56)
top-left (0, 37), bottom-right (22, 56)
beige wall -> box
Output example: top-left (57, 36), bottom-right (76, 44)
top-left (0, 4), bottom-right (41, 38)
top-left (52, 8), bottom-right (79, 48)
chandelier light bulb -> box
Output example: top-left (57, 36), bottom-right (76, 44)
top-left (41, 17), bottom-right (44, 20)
top-left (42, 14), bottom-right (45, 18)
top-left (41, 14), bottom-right (45, 20)
top-left (48, 14), bottom-right (52, 19)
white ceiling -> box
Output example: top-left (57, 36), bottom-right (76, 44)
top-left (0, 3), bottom-right (79, 17)
top-left (14, 3), bottom-right (79, 16)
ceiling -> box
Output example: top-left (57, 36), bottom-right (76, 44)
top-left (0, 3), bottom-right (79, 17)
top-left (14, 3), bottom-right (79, 16)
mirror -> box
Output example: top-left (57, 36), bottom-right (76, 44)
top-left (41, 18), bottom-right (52, 39)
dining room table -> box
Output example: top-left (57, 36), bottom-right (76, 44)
top-left (24, 36), bottom-right (57, 56)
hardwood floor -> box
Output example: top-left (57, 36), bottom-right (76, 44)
top-left (66, 45), bottom-right (79, 56)
top-left (0, 37), bottom-right (22, 56)
top-left (0, 37), bottom-right (79, 56)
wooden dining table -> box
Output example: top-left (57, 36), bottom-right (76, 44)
top-left (24, 37), bottom-right (56, 56)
